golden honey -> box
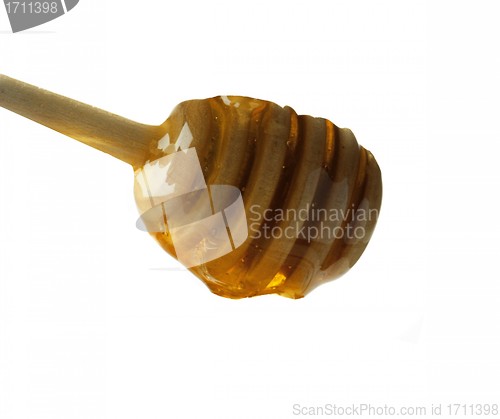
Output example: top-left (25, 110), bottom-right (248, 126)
top-left (0, 76), bottom-right (382, 299)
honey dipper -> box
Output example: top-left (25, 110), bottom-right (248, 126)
top-left (0, 75), bottom-right (382, 299)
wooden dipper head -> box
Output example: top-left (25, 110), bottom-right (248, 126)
top-left (0, 75), bottom-right (382, 299)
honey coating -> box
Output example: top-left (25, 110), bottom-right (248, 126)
top-left (134, 96), bottom-right (382, 299)
top-left (0, 75), bottom-right (382, 299)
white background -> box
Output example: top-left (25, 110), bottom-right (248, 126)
top-left (0, 1), bottom-right (499, 418)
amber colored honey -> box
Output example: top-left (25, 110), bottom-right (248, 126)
top-left (134, 96), bottom-right (382, 299)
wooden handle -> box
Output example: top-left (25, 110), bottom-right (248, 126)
top-left (0, 74), bottom-right (164, 168)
